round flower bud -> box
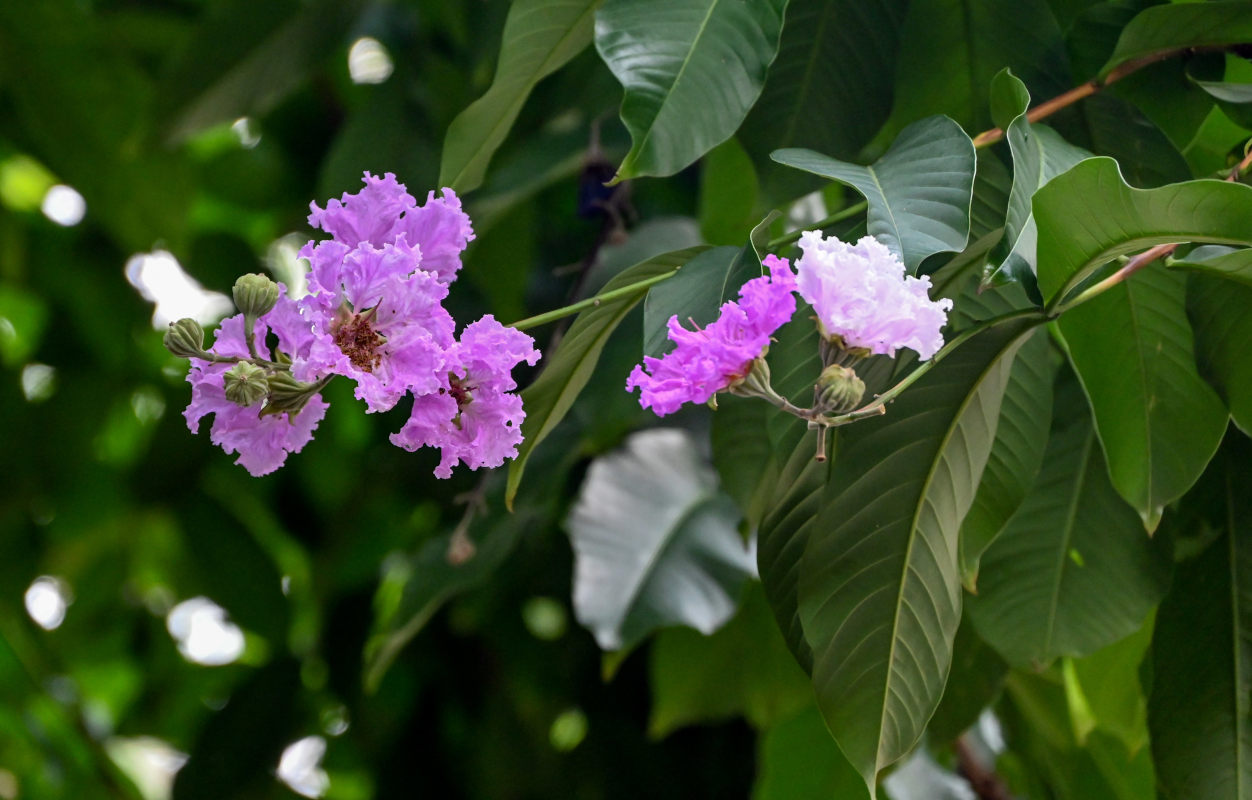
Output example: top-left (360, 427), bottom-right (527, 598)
top-left (223, 361), bottom-right (269, 407)
top-left (164, 318), bottom-right (206, 358)
top-left (812, 363), bottom-right (866, 416)
top-left (232, 273), bottom-right (280, 319)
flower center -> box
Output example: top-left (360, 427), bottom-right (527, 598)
top-left (333, 311), bottom-right (385, 372)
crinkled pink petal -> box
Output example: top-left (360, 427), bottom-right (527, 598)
top-left (307, 171), bottom-right (416, 248)
top-left (389, 188), bottom-right (474, 284)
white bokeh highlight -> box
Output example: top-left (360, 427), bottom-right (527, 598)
top-left (41, 185), bottom-right (86, 226)
top-left (348, 37), bottom-right (393, 84)
top-left (165, 597), bottom-right (245, 666)
top-left (277, 736), bottom-right (329, 798)
top-left (125, 250), bottom-right (234, 329)
top-left (24, 575), bottom-right (71, 630)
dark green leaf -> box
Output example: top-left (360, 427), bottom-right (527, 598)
top-left (595, 0), bottom-right (789, 180)
top-left (1100, 1), bottom-right (1252, 78)
top-left (752, 705), bottom-right (869, 800)
top-left (1172, 245), bottom-right (1252, 287)
top-left (439, 0), bottom-right (599, 193)
top-left (798, 316), bottom-right (1041, 790)
top-left (566, 429), bottom-right (753, 652)
top-left (1056, 264), bottom-right (1228, 528)
top-left (506, 246), bottom-right (706, 508)
top-left (641, 246), bottom-right (742, 357)
top-left (1149, 436), bottom-right (1252, 800)
top-left (773, 116), bottom-right (976, 271)
top-left (1190, 274), bottom-right (1252, 436)
top-left (926, 615), bottom-right (1008, 744)
top-left (1034, 157), bottom-right (1252, 304)
top-left (698, 137), bottom-right (759, 244)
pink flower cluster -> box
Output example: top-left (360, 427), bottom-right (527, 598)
top-left (184, 172), bottom-right (540, 477)
top-left (626, 232), bottom-right (952, 417)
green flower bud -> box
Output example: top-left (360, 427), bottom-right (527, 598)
top-left (818, 333), bottom-right (871, 368)
top-left (232, 273), bottom-right (280, 319)
top-left (223, 362), bottom-right (269, 407)
top-left (260, 371), bottom-right (320, 417)
top-left (163, 318), bottom-right (206, 359)
top-left (812, 363), bottom-right (865, 415)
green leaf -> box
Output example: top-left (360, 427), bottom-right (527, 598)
top-left (1056, 264), bottom-right (1228, 528)
top-left (566, 428), bottom-right (753, 652)
top-left (1034, 157), bottom-right (1252, 304)
top-left (1100, 1), bottom-right (1252, 78)
top-left (967, 378), bottom-right (1172, 668)
top-left (984, 69), bottom-right (1091, 287)
top-left (1149, 436), bottom-right (1252, 800)
top-left (738, 0), bottom-right (908, 205)
top-left (711, 394), bottom-right (778, 531)
top-left (641, 246), bottom-right (743, 357)
top-left (363, 521), bottom-right (521, 692)
top-left (1188, 52), bottom-right (1252, 105)
top-left (1190, 274), bottom-right (1252, 436)
top-left (595, 0), bottom-right (789, 180)
top-left (752, 705), bottom-right (869, 800)
top-left (926, 615), bottom-right (1008, 744)
top-left (1172, 246), bottom-right (1252, 287)
top-left (506, 246), bottom-right (706, 508)
top-left (772, 116), bottom-right (976, 271)
top-left (647, 582), bottom-right (812, 736)
top-left (698, 137), bottom-right (759, 244)
top-left (798, 316), bottom-right (1041, 791)
top-left (1066, 616), bottom-right (1153, 753)
top-left (439, 0), bottom-right (599, 193)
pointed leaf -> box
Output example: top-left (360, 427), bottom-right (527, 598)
top-left (967, 381), bottom-right (1171, 669)
top-left (738, 0), bottom-right (908, 204)
top-left (506, 246), bottom-right (706, 507)
top-left (1034, 157), bottom-right (1252, 304)
top-left (772, 116), bottom-right (976, 271)
top-left (1067, 617), bottom-right (1153, 754)
top-left (1100, 1), bottom-right (1252, 78)
top-left (439, 0), bottom-right (599, 193)
top-left (1056, 264), bottom-right (1228, 528)
top-left (1149, 437), bottom-right (1252, 800)
top-left (595, 0), bottom-right (789, 180)
top-left (566, 428), bottom-right (753, 652)
top-left (798, 316), bottom-right (1041, 791)
top-left (1172, 247), bottom-right (1252, 288)
top-left (1190, 274), bottom-right (1252, 436)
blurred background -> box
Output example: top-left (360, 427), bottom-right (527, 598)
top-left (0, 1), bottom-right (780, 797)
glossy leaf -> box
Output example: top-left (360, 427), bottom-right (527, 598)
top-left (439, 0), bottom-right (599, 193)
top-left (506, 246), bottom-right (706, 508)
top-left (566, 428), bottom-right (753, 652)
top-left (967, 381), bottom-right (1172, 668)
top-left (1056, 264), bottom-right (1227, 529)
top-left (984, 69), bottom-right (1091, 287)
top-left (1100, 1), bottom-right (1252, 78)
top-left (1034, 157), bottom-right (1252, 304)
top-left (1190, 273), bottom-right (1252, 436)
top-left (772, 116), bottom-right (976, 271)
top-left (798, 316), bottom-right (1041, 791)
top-left (1149, 437), bottom-right (1252, 800)
top-left (738, 0), bottom-right (908, 204)
top-left (595, 0), bottom-right (788, 180)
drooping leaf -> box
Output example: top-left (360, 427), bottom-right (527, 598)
top-left (967, 377), bottom-right (1172, 668)
top-left (1033, 157), bottom-right (1252, 304)
top-left (1100, 1), bottom-right (1252, 78)
top-left (738, 0), bottom-right (908, 204)
top-left (647, 582), bottom-right (812, 736)
top-left (1190, 273), bottom-right (1252, 436)
top-left (926, 615), bottom-right (1009, 745)
top-left (506, 246), bottom-right (706, 508)
top-left (798, 315), bottom-right (1042, 792)
top-left (595, 0), bottom-right (789, 180)
top-left (1149, 436), bottom-right (1252, 800)
top-left (566, 428), bottom-right (753, 652)
top-left (1172, 245), bottom-right (1252, 287)
top-left (1187, 51), bottom-right (1252, 130)
top-left (1056, 264), bottom-right (1228, 529)
top-left (1066, 615), bottom-right (1153, 754)
top-left (984, 69), bottom-right (1091, 287)
top-left (752, 705), bottom-right (870, 800)
top-left (439, 0), bottom-right (600, 193)
top-left (1066, 93), bottom-right (1193, 190)
top-left (772, 116), bottom-right (976, 271)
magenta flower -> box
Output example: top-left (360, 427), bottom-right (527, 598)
top-left (184, 313), bottom-right (327, 477)
top-left (795, 232), bottom-right (952, 360)
top-left (303, 172), bottom-right (473, 284)
top-left (391, 315), bottom-right (541, 478)
top-left (626, 255), bottom-right (797, 416)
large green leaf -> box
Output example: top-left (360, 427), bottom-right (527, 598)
top-left (647, 582), bottom-right (812, 736)
top-left (1034, 157), bottom-right (1252, 304)
top-left (984, 70), bottom-right (1091, 287)
top-left (967, 380), bottom-right (1171, 669)
top-left (1056, 264), bottom-right (1228, 529)
top-left (566, 428), bottom-right (753, 652)
top-left (738, 0), bottom-right (908, 204)
top-left (1066, 616), bottom-right (1153, 754)
top-left (439, 0), bottom-right (599, 193)
top-left (772, 116), bottom-right (976, 271)
top-left (506, 246), bottom-right (706, 508)
top-left (1172, 246), bottom-right (1252, 288)
top-left (595, 0), bottom-right (788, 180)
top-left (1149, 437), bottom-right (1252, 800)
top-left (797, 316), bottom-right (1041, 792)
top-left (1100, 1), bottom-right (1252, 78)
top-left (752, 705), bottom-right (869, 800)
top-left (926, 615), bottom-right (1009, 744)
top-left (641, 246), bottom-right (743, 357)
top-left (1190, 273), bottom-right (1252, 436)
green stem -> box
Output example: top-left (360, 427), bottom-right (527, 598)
top-left (767, 201), bottom-right (869, 250)
top-left (507, 270), bottom-right (678, 331)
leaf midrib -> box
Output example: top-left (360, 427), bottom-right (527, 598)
top-left (1042, 427), bottom-right (1094, 658)
top-left (1227, 470), bottom-right (1247, 800)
